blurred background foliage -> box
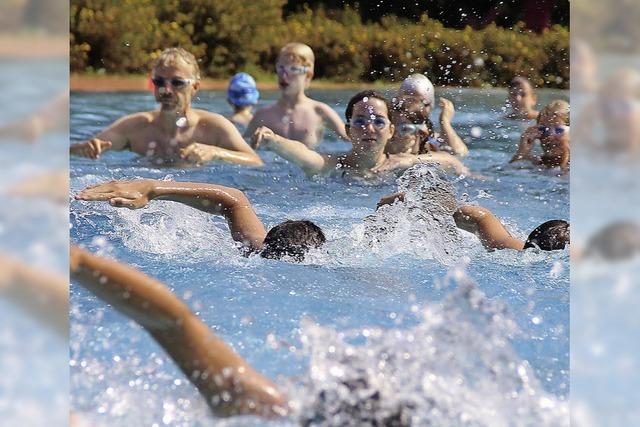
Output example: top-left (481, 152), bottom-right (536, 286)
top-left (70, 0), bottom-right (569, 88)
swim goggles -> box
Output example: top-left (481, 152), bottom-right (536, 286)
top-left (538, 125), bottom-right (569, 137)
top-left (396, 123), bottom-right (429, 136)
top-left (276, 64), bottom-right (310, 75)
top-left (349, 116), bottom-right (390, 129)
top-left (151, 76), bottom-right (194, 89)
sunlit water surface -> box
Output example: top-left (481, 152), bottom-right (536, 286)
top-left (70, 88), bottom-right (569, 426)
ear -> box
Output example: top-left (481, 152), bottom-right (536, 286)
top-left (388, 123), bottom-right (395, 139)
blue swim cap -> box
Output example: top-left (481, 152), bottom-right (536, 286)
top-left (227, 72), bottom-right (259, 107)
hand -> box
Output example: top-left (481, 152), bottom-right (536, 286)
top-left (376, 192), bottom-right (406, 209)
top-left (75, 179), bottom-right (156, 209)
top-left (439, 97), bottom-right (455, 124)
top-left (180, 143), bottom-right (219, 165)
top-left (251, 126), bottom-right (278, 150)
top-left (70, 138), bottom-right (113, 159)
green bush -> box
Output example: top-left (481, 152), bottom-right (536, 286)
top-left (70, 0), bottom-right (569, 88)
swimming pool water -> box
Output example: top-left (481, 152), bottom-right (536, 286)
top-left (70, 88), bottom-right (569, 426)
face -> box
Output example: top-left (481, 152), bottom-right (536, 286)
top-left (508, 82), bottom-right (536, 110)
top-left (538, 112), bottom-right (570, 153)
top-left (400, 93), bottom-right (433, 116)
top-left (152, 59), bottom-right (199, 111)
top-left (276, 56), bottom-right (310, 94)
top-left (347, 98), bottom-right (394, 151)
top-left (390, 112), bottom-right (425, 152)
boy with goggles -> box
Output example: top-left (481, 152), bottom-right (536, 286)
top-left (510, 100), bottom-right (570, 171)
top-left (70, 48), bottom-right (262, 166)
top-left (245, 43), bottom-right (349, 149)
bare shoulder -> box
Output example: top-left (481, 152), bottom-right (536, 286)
top-left (312, 99), bottom-right (335, 115)
top-left (111, 111), bottom-right (155, 129)
top-left (193, 109), bottom-right (235, 129)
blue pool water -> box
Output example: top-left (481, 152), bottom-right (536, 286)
top-left (70, 88), bottom-right (569, 425)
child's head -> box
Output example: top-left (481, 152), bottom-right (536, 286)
top-left (276, 43), bottom-right (314, 92)
top-left (399, 74), bottom-right (435, 116)
top-left (345, 91), bottom-right (395, 152)
top-left (523, 220), bottom-right (570, 251)
top-left (261, 220), bottom-right (326, 262)
top-left (227, 72), bottom-right (259, 109)
top-left (389, 101), bottom-right (433, 154)
top-left (537, 100), bottom-right (570, 127)
top-left (508, 77), bottom-right (537, 111)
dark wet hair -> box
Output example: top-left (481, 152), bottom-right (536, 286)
top-left (523, 220), bottom-right (570, 251)
top-left (260, 220), bottom-right (326, 261)
top-left (509, 76), bottom-right (532, 89)
top-left (345, 90), bottom-right (392, 124)
top-left (584, 221), bottom-right (640, 261)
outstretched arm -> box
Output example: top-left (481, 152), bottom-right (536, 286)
top-left (70, 246), bottom-right (287, 417)
top-left (317, 103), bottom-right (350, 141)
top-left (69, 114), bottom-right (136, 159)
top-left (252, 126), bottom-right (327, 176)
top-left (76, 180), bottom-right (267, 251)
top-left (453, 205), bottom-right (524, 250)
top-left (438, 98), bottom-right (469, 156)
top-left (195, 115), bottom-right (263, 166)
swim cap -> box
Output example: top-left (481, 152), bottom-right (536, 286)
top-left (227, 72), bottom-right (259, 107)
top-left (400, 74), bottom-right (435, 108)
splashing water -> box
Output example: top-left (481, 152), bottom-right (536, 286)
top-left (288, 270), bottom-right (568, 427)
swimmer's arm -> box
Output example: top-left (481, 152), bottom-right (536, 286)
top-left (70, 246), bottom-right (287, 417)
top-left (203, 116), bottom-right (263, 166)
top-left (252, 127), bottom-right (327, 175)
top-left (453, 205), bottom-right (524, 250)
top-left (76, 180), bottom-right (267, 251)
top-left (438, 98), bottom-right (469, 156)
top-left (70, 115), bottom-right (134, 158)
top-left (510, 126), bottom-right (539, 163)
top-left (180, 143), bottom-right (264, 167)
top-left (316, 103), bottom-right (350, 141)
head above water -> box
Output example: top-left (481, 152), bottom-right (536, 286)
top-left (260, 220), bottom-right (326, 262)
top-left (537, 100), bottom-right (570, 126)
top-left (277, 42), bottom-right (315, 78)
top-left (399, 74), bottom-right (435, 112)
top-left (152, 47), bottom-right (200, 81)
top-left (345, 90), bottom-right (392, 124)
top-left (523, 220), bottom-right (570, 251)
top-left (227, 72), bottom-right (259, 107)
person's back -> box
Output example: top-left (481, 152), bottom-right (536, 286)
top-left (245, 43), bottom-right (348, 148)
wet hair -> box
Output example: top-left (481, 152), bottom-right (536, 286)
top-left (523, 220), bottom-right (570, 251)
top-left (152, 47), bottom-right (201, 80)
top-left (278, 42), bottom-right (315, 77)
top-left (508, 76), bottom-right (533, 90)
top-left (345, 90), bottom-right (392, 124)
top-left (260, 220), bottom-right (326, 261)
top-left (584, 221), bottom-right (640, 261)
top-left (537, 100), bottom-right (570, 126)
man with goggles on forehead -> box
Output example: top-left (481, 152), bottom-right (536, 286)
top-left (70, 48), bottom-right (262, 166)
top-left (510, 99), bottom-right (570, 172)
top-left (245, 43), bottom-right (349, 150)
top-left (397, 73), bottom-right (469, 156)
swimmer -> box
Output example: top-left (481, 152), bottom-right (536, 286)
top-left (0, 93), bottom-right (68, 142)
top-left (252, 90), bottom-right (454, 179)
top-left (574, 69), bottom-right (640, 156)
top-left (70, 245), bottom-right (287, 417)
top-left (510, 100), bottom-right (570, 171)
top-left (69, 48), bottom-right (262, 166)
top-left (377, 193), bottom-right (569, 251)
top-left (379, 100), bottom-right (469, 176)
top-left (75, 179), bottom-right (325, 261)
top-left (245, 43), bottom-right (349, 149)
top-left (398, 74), bottom-right (469, 156)
top-left (227, 72), bottom-right (259, 128)
top-left (505, 77), bottom-right (539, 121)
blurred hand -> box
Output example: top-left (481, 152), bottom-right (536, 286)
top-left (70, 138), bottom-right (112, 159)
top-left (251, 126), bottom-right (278, 150)
top-left (439, 97), bottom-right (455, 124)
top-left (75, 179), bottom-right (155, 209)
top-left (180, 143), bottom-right (219, 165)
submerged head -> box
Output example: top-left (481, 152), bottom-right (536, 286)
top-left (345, 90), bottom-right (395, 153)
top-left (523, 220), bottom-right (570, 251)
top-left (508, 77), bottom-right (537, 112)
top-left (399, 74), bottom-right (435, 116)
top-left (276, 42), bottom-right (315, 93)
top-left (151, 47), bottom-right (201, 110)
top-left (260, 220), bottom-right (326, 262)
top-left (227, 72), bottom-right (259, 108)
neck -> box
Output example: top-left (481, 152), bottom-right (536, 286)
top-left (234, 105), bottom-right (252, 115)
top-left (278, 90), bottom-right (307, 108)
top-left (346, 145), bottom-right (387, 170)
top-left (385, 139), bottom-right (413, 155)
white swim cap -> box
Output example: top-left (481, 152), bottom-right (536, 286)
top-left (400, 74), bottom-right (435, 107)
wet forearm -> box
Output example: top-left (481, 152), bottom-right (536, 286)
top-left (439, 122), bottom-right (468, 156)
top-left (269, 135), bottom-right (325, 175)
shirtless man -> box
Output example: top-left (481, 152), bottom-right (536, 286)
top-left (69, 48), bottom-right (262, 166)
top-left (245, 43), bottom-right (349, 149)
